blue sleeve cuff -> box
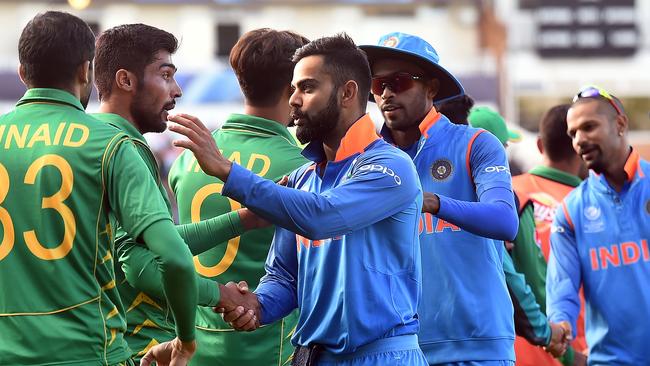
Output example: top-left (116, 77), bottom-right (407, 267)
top-left (222, 163), bottom-right (249, 199)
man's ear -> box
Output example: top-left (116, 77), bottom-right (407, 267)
top-left (115, 69), bottom-right (137, 93)
top-left (537, 137), bottom-right (544, 155)
top-left (77, 60), bottom-right (91, 85)
top-left (614, 114), bottom-right (628, 137)
top-left (18, 64), bottom-right (27, 86)
top-left (340, 80), bottom-right (359, 108)
top-left (427, 79), bottom-right (440, 100)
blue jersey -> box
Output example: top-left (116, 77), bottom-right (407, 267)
top-left (221, 115), bottom-right (423, 354)
top-left (381, 109), bottom-right (516, 363)
top-left (548, 150), bottom-right (650, 365)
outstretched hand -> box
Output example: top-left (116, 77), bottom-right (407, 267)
top-left (167, 113), bottom-right (232, 181)
top-left (214, 281), bottom-right (261, 332)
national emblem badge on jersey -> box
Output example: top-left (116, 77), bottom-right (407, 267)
top-left (431, 159), bottom-right (452, 181)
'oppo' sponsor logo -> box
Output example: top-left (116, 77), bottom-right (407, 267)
top-left (358, 164), bottom-right (402, 185)
top-left (484, 165), bottom-right (509, 173)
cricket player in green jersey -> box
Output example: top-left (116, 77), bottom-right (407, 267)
top-left (92, 24), bottom-right (270, 362)
top-left (0, 12), bottom-right (197, 366)
top-left (167, 28), bottom-right (309, 366)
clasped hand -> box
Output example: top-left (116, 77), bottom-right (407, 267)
top-left (214, 281), bottom-right (261, 332)
top-left (545, 321), bottom-right (573, 358)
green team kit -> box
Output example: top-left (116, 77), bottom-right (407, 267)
top-left (168, 114), bottom-right (308, 366)
top-left (0, 89), bottom-right (181, 365)
top-left (91, 112), bottom-right (247, 360)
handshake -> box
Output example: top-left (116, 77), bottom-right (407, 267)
top-left (545, 321), bottom-right (572, 357)
top-left (214, 281), bottom-right (262, 331)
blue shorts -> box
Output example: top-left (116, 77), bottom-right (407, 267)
top-left (318, 334), bottom-right (428, 366)
top-left (431, 362), bottom-right (515, 366)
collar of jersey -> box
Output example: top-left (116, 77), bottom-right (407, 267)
top-left (16, 88), bottom-right (85, 111)
top-left (302, 113), bottom-right (379, 163)
top-left (221, 113), bottom-right (297, 145)
top-left (418, 106), bottom-right (442, 139)
top-left (529, 165), bottom-right (582, 187)
top-left (92, 113), bottom-right (147, 144)
top-left (591, 148), bottom-right (645, 187)
top-left (623, 148), bottom-right (643, 180)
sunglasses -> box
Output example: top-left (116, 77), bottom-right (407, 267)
top-left (371, 72), bottom-right (423, 96)
top-left (572, 86), bottom-right (623, 115)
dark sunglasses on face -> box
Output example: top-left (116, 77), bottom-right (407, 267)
top-left (572, 86), bottom-right (623, 116)
top-left (371, 72), bottom-right (424, 96)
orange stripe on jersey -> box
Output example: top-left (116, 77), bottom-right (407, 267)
top-left (465, 130), bottom-right (486, 181)
top-left (624, 149), bottom-right (641, 180)
top-left (334, 114), bottom-right (379, 162)
top-left (561, 201), bottom-right (574, 231)
top-left (418, 107), bottom-right (442, 139)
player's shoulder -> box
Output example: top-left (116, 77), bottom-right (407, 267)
top-left (440, 116), bottom-right (486, 140)
top-left (560, 177), bottom-right (593, 218)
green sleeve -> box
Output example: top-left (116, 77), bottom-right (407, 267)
top-left (511, 203), bottom-right (548, 313)
top-left (503, 250), bottom-right (551, 346)
top-left (141, 221), bottom-right (198, 341)
top-left (119, 243), bottom-right (221, 307)
top-left (176, 210), bottom-right (244, 255)
top-left (116, 210), bottom-right (243, 308)
top-left (107, 141), bottom-right (197, 341)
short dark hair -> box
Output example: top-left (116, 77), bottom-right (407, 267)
top-left (19, 11), bottom-right (95, 88)
top-left (539, 104), bottom-right (574, 162)
top-left (436, 94), bottom-right (475, 125)
top-left (292, 33), bottom-right (371, 108)
top-left (230, 28), bottom-right (308, 107)
top-left (95, 24), bottom-right (178, 100)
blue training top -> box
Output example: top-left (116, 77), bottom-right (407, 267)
top-left (548, 150), bottom-right (650, 365)
top-left (381, 108), bottom-right (517, 363)
top-left (222, 115), bottom-right (423, 354)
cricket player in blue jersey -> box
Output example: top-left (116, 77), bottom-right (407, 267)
top-left (547, 86), bottom-right (650, 365)
top-left (166, 34), bottom-right (427, 366)
top-left (361, 32), bottom-right (518, 366)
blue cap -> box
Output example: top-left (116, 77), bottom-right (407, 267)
top-left (360, 32), bottom-right (464, 103)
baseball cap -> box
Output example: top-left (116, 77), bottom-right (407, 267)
top-left (360, 32), bottom-right (464, 103)
top-left (468, 106), bottom-right (522, 146)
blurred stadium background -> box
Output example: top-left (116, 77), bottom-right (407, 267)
top-left (1, 0), bottom-right (649, 175)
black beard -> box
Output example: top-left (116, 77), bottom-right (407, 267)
top-left (131, 91), bottom-right (169, 134)
top-left (294, 91), bottom-right (339, 144)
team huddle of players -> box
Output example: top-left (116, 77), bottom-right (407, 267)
top-left (0, 10), bottom-right (648, 366)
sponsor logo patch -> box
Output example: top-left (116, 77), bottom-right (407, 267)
top-left (484, 165), bottom-right (510, 173)
top-left (431, 159), bottom-right (453, 181)
top-left (583, 205), bottom-right (604, 233)
top-left (358, 163), bottom-right (402, 185)
top-left (584, 206), bottom-right (601, 220)
top-left (383, 36), bottom-right (399, 47)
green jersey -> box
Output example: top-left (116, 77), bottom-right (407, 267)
top-left (0, 89), bottom-right (172, 365)
top-left (93, 113), bottom-right (246, 359)
top-left (168, 114), bottom-right (308, 366)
